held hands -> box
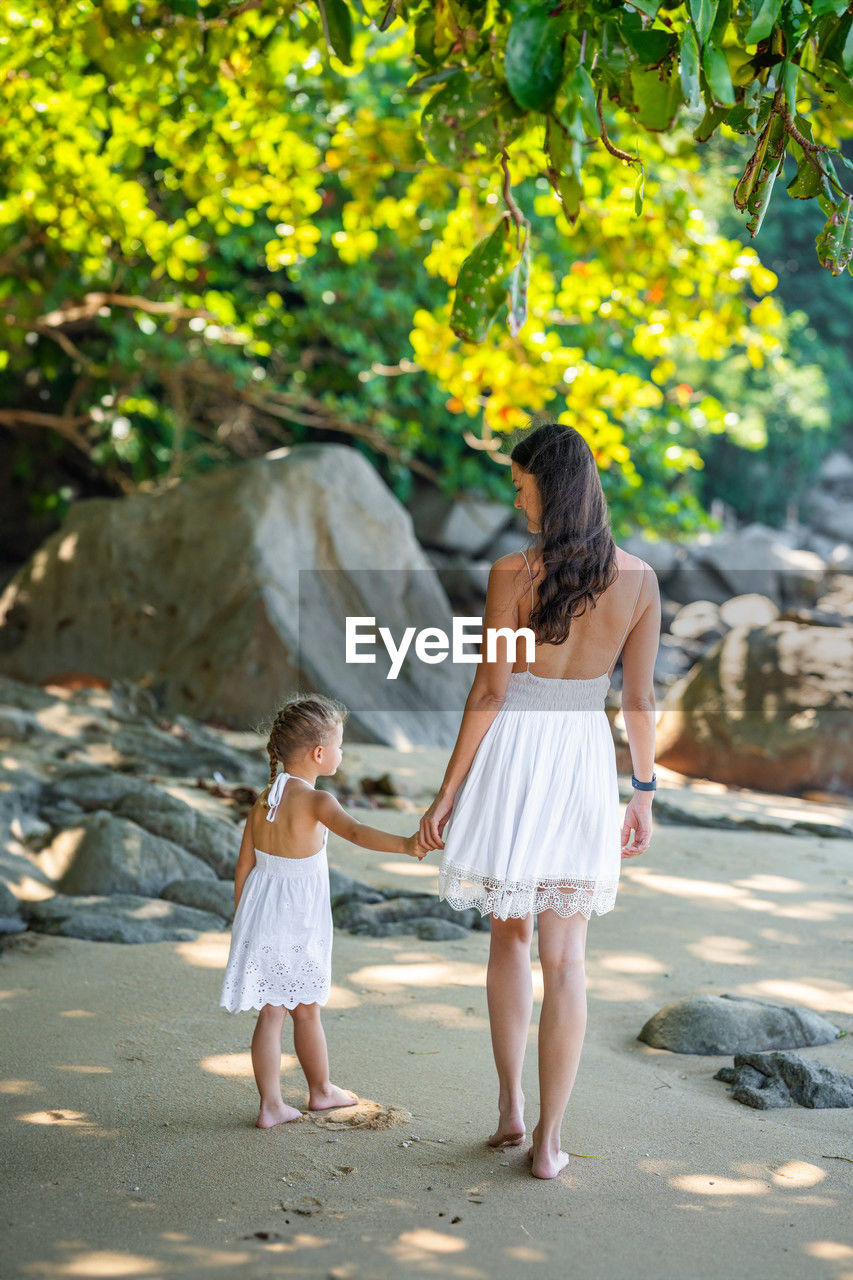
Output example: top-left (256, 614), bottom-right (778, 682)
top-left (403, 833), bottom-right (430, 861)
top-left (621, 793), bottom-right (653, 858)
top-left (418, 791), bottom-right (452, 852)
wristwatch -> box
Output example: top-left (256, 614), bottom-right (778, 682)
top-left (631, 773), bottom-right (657, 791)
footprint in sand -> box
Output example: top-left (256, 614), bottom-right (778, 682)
top-left (308, 1098), bottom-right (412, 1131)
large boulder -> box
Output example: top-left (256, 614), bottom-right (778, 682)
top-left (665, 524), bottom-right (826, 608)
top-left (656, 621), bottom-right (853, 794)
top-left (0, 446), bottom-right (470, 745)
top-left (44, 811), bottom-right (216, 896)
top-left (638, 994), bottom-right (840, 1055)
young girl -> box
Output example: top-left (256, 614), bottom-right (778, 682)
top-left (220, 693), bottom-right (427, 1129)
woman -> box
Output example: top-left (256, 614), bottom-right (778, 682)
top-left (419, 421), bottom-right (660, 1180)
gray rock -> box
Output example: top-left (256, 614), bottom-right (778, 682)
top-left (0, 880), bottom-right (20, 918)
top-left (334, 893), bottom-right (479, 935)
top-left (805, 492), bottom-right (853, 544)
top-left (0, 676), bottom-right (57, 712)
top-left (0, 446), bottom-right (470, 745)
top-left (817, 449), bottom-right (853, 490)
top-left (714, 1051), bottom-right (853, 1109)
top-left (622, 534), bottom-right (681, 580)
top-left (670, 601), bottom-right (727, 646)
top-left (49, 811), bottom-right (216, 897)
top-left (46, 770), bottom-right (241, 878)
top-left (328, 868), bottom-right (385, 907)
top-left (637, 994), bottom-right (841, 1055)
top-left (411, 490), bottom-right (511, 556)
top-left (0, 707), bottom-right (44, 741)
top-left (689, 524), bottom-right (826, 606)
top-left (0, 916), bottom-right (27, 936)
top-left (161, 877), bottom-right (235, 920)
top-left (24, 893), bottom-right (225, 943)
top-left (718, 593), bottom-right (780, 629)
top-left (412, 918), bottom-right (471, 941)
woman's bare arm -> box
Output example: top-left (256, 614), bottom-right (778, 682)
top-left (619, 568), bottom-right (661, 782)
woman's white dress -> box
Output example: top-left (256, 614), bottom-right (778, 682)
top-left (220, 773), bottom-right (333, 1012)
top-left (438, 553), bottom-right (645, 921)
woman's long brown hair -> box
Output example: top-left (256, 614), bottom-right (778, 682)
top-left (509, 421), bottom-right (617, 644)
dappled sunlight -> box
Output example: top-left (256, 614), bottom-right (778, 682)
top-left (625, 866), bottom-right (852, 923)
top-left (199, 1051), bottom-right (298, 1078)
top-left (0, 1078), bottom-right (41, 1095)
top-left (585, 973), bottom-right (655, 1002)
top-left (30, 1250), bottom-right (161, 1277)
top-left (599, 951), bottom-right (666, 975)
top-left (671, 1172), bottom-right (770, 1196)
top-left (506, 1246), bottom-right (549, 1263)
top-left (348, 960), bottom-right (488, 994)
top-left (59, 1009), bottom-right (95, 1018)
top-left (805, 1240), bottom-right (853, 1263)
top-left (396, 1001), bottom-right (490, 1033)
top-left (387, 1228), bottom-right (468, 1263)
top-left (0, 989), bottom-right (28, 1002)
top-left (732, 874), bottom-right (806, 893)
top-left (687, 935), bottom-right (754, 965)
top-left (770, 1161), bottom-right (826, 1188)
top-left (174, 933), bottom-right (230, 970)
top-left (20, 1108), bottom-right (90, 1127)
top-left (327, 982), bottom-right (363, 1010)
top-left (378, 858), bottom-right (440, 880)
top-left (245, 1232), bottom-right (329, 1256)
top-left (55, 1065), bottom-right (111, 1075)
top-left (742, 978), bottom-right (853, 1016)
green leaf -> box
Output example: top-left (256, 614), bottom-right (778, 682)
top-left (622, 11), bottom-right (677, 63)
top-left (450, 217), bottom-right (515, 343)
top-left (626, 0), bottom-right (662, 16)
top-left (690, 0), bottom-right (717, 45)
top-left (694, 103), bottom-right (728, 140)
top-left (630, 66), bottom-right (685, 130)
top-left (745, 0), bottom-right (782, 45)
top-left (566, 64), bottom-right (600, 135)
top-left (680, 25), bottom-right (701, 108)
top-left (546, 116), bottom-right (584, 219)
top-left (507, 229), bottom-right (530, 336)
top-left (786, 145), bottom-right (825, 200)
top-left (810, 0), bottom-right (846, 16)
top-left (634, 163), bottom-right (646, 214)
top-left (421, 71), bottom-right (525, 165)
top-left (733, 114), bottom-right (786, 235)
top-left (317, 0), bottom-right (353, 65)
top-left (702, 43), bottom-right (736, 105)
top-left (816, 196), bottom-right (853, 275)
top-left (505, 8), bottom-right (566, 112)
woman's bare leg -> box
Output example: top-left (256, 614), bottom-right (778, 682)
top-left (290, 1002), bottom-right (357, 1111)
top-left (486, 914), bottom-right (535, 1146)
top-left (530, 908), bottom-right (589, 1178)
top-left (251, 1004), bottom-right (301, 1128)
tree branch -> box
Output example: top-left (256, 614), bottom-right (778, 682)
top-left (596, 89), bottom-right (639, 166)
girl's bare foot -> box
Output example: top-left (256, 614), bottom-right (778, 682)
top-left (528, 1126), bottom-right (570, 1179)
top-left (308, 1083), bottom-right (358, 1111)
top-left (256, 1101), bottom-right (302, 1129)
top-left (487, 1095), bottom-right (526, 1147)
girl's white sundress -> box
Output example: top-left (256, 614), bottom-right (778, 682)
top-left (438, 551), bottom-right (646, 922)
top-left (220, 772), bottom-right (333, 1012)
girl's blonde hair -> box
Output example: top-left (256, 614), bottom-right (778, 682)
top-left (263, 693), bottom-right (349, 801)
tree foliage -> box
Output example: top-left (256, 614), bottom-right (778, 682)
top-left (0, 0), bottom-right (840, 539)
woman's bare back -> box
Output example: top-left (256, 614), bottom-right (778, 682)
top-left (511, 547), bottom-right (652, 681)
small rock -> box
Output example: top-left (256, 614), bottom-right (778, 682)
top-left (714, 1051), bottom-right (853, 1109)
top-left (161, 877), bottom-right (234, 920)
top-left (637, 994), bottom-right (841, 1055)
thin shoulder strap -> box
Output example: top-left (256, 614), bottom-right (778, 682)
top-left (519, 548), bottom-right (535, 672)
top-left (607, 560), bottom-right (645, 675)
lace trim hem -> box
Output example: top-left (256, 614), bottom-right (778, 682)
top-left (439, 860), bottom-right (618, 921)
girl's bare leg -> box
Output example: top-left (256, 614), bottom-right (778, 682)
top-left (529, 908), bottom-right (589, 1178)
top-left (486, 914), bottom-right (535, 1146)
top-left (290, 1002), bottom-right (358, 1110)
top-left (251, 1004), bottom-right (301, 1128)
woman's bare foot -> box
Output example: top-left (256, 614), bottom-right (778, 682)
top-left (528, 1126), bottom-right (570, 1179)
top-left (308, 1083), bottom-right (358, 1111)
top-left (487, 1095), bottom-right (526, 1147)
top-left (256, 1101), bottom-right (302, 1129)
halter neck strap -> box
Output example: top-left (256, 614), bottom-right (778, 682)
top-left (265, 770), bottom-right (290, 823)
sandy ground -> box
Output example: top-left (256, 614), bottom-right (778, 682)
top-left (2, 816), bottom-right (853, 1280)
